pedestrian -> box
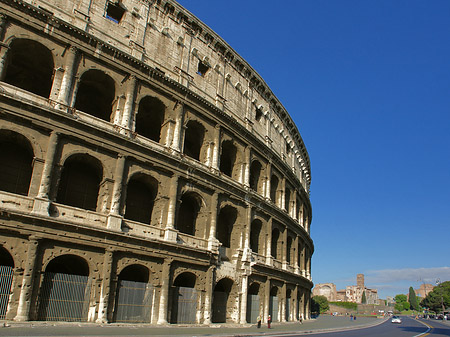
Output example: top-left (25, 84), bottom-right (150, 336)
top-left (299, 313), bottom-right (303, 324)
top-left (354, 315), bottom-right (356, 321)
top-left (350, 314), bottom-right (353, 320)
top-left (268, 314), bottom-right (272, 329)
top-left (257, 315), bottom-right (261, 328)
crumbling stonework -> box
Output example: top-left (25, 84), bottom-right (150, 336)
top-left (0, 0), bottom-right (313, 324)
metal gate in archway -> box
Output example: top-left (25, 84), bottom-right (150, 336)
top-left (285, 298), bottom-right (291, 321)
top-left (269, 295), bottom-right (279, 322)
top-left (212, 291), bottom-right (228, 323)
top-left (114, 280), bottom-right (153, 323)
top-left (38, 272), bottom-right (91, 321)
top-left (0, 265), bottom-right (13, 319)
top-left (246, 294), bottom-right (260, 323)
top-left (171, 286), bottom-right (198, 324)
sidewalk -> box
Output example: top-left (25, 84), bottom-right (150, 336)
top-left (0, 315), bottom-right (388, 337)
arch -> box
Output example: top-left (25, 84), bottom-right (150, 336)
top-left (250, 219), bottom-right (262, 254)
top-left (183, 120), bottom-right (204, 161)
top-left (3, 38), bottom-right (54, 98)
top-left (74, 69), bottom-right (115, 122)
top-left (0, 247), bottom-right (13, 320)
top-left (38, 254), bottom-right (90, 321)
top-left (271, 228), bottom-right (280, 260)
top-left (113, 264), bottom-right (152, 323)
top-left (219, 140), bottom-right (236, 177)
top-left (171, 272), bottom-right (197, 324)
top-left (249, 160), bottom-right (262, 193)
top-left (0, 130), bottom-right (34, 196)
top-left (56, 154), bottom-right (103, 211)
top-left (212, 278), bottom-right (234, 323)
top-left (216, 205), bottom-right (237, 248)
top-left (286, 236), bottom-right (293, 264)
top-left (284, 187), bottom-right (291, 213)
top-left (124, 174), bottom-right (158, 224)
top-left (176, 192), bottom-right (202, 236)
top-left (269, 286), bottom-right (279, 322)
top-left (270, 174), bottom-right (279, 205)
top-left (247, 282), bottom-right (260, 323)
top-left (135, 96), bottom-right (165, 142)
top-left (286, 289), bottom-right (292, 321)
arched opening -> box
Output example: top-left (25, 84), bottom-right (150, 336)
top-left (3, 39), bottom-right (54, 98)
top-left (124, 174), bottom-right (158, 224)
top-left (0, 247), bottom-right (14, 320)
top-left (216, 206), bottom-right (237, 248)
top-left (176, 192), bottom-right (201, 236)
top-left (286, 289), bottom-right (292, 321)
top-left (250, 219), bottom-right (262, 254)
top-left (249, 160), bottom-right (262, 193)
top-left (135, 96), bottom-right (165, 142)
top-left (38, 255), bottom-right (90, 321)
top-left (285, 187), bottom-right (291, 213)
top-left (270, 174), bottom-right (279, 205)
top-left (114, 265), bottom-right (152, 323)
top-left (171, 272), bottom-right (197, 324)
top-left (0, 131), bottom-right (33, 196)
top-left (56, 154), bottom-right (103, 211)
top-left (183, 120), bottom-right (204, 161)
top-left (246, 283), bottom-right (260, 323)
top-left (219, 140), bottom-right (236, 177)
top-left (212, 278), bottom-right (234, 323)
top-left (74, 70), bottom-right (115, 122)
top-left (271, 228), bottom-right (280, 260)
top-left (269, 286), bottom-right (279, 322)
top-left (286, 236), bottom-right (293, 264)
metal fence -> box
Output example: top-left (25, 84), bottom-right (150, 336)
top-left (269, 296), bottom-right (279, 322)
top-left (114, 280), bottom-right (153, 323)
top-left (247, 294), bottom-right (260, 323)
top-left (212, 291), bottom-right (227, 323)
top-left (171, 286), bottom-right (198, 324)
top-left (0, 265), bottom-right (13, 319)
top-left (38, 272), bottom-right (91, 321)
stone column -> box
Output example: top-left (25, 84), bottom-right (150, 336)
top-left (265, 162), bottom-right (272, 200)
top-left (0, 15), bottom-right (8, 81)
top-left (282, 226), bottom-right (288, 269)
top-left (207, 192), bottom-right (219, 252)
top-left (120, 75), bottom-right (137, 133)
top-left (292, 193), bottom-right (298, 219)
top-left (264, 277), bottom-right (271, 322)
top-left (301, 243), bottom-right (306, 277)
top-left (241, 204), bottom-right (251, 261)
top-left (239, 274), bottom-right (248, 324)
top-left (305, 291), bottom-right (311, 319)
top-left (265, 218), bottom-right (273, 265)
top-left (164, 174), bottom-right (179, 242)
top-left (171, 104), bottom-right (184, 153)
top-left (14, 236), bottom-right (39, 321)
top-left (33, 131), bottom-right (59, 214)
top-left (157, 259), bottom-right (172, 324)
top-left (203, 265), bottom-right (215, 324)
top-left (243, 146), bottom-right (251, 187)
top-left (294, 235), bottom-right (300, 274)
top-left (280, 177), bottom-right (286, 210)
top-left (281, 283), bottom-right (286, 322)
top-left (211, 124), bottom-right (221, 171)
top-left (56, 46), bottom-right (78, 107)
top-left (96, 249), bottom-right (114, 323)
top-left (107, 155), bottom-right (126, 231)
top-left (293, 286), bottom-right (299, 321)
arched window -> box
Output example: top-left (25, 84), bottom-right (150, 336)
top-left (74, 70), bottom-right (115, 122)
top-left (286, 236), bottom-right (293, 264)
top-left (135, 96), bottom-right (165, 142)
top-left (183, 120), bottom-right (204, 161)
top-left (217, 206), bottom-right (237, 248)
top-left (176, 192), bottom-right (201, 236)
top-left (171, 272), bottom-right (197, 324)
top-left (212, 278), bottom-right (234, 323)
top-left (56, 155), bottom-right (102, 211)
top-left (271, 228), bottom-right (280, 260)
top-left (249, 160), bottom-right (262, 192)
top-left (285, 187), bottom-right (291, 213)
top-left (250, 219), bottom-right (262, 253)
top-left (270, 174), bottom-right (279, 205)
top-left (124, 174), bottom-right (158, 224)
top-left (219, 140), bottom-right (236, 177)
top-left (0, 131), bottom-right (33, 196)
top-left (3, 39), bottom-right (54, 98)
top-left (247, 282), bottom-right (260, 323)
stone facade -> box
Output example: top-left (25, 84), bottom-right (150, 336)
top-left (0, 0), bottom-right (313, 325)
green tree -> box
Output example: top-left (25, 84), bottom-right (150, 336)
top-left (361, 291), bottom-right (367, 304)
top-left (408, 286), bottom-right (419, 311)
top-left (312, 295), bottom-right (329, 314)
top-left (394, 294), bottom-right (408, 312)
top-left (420, 281), bottom-right (450, 313)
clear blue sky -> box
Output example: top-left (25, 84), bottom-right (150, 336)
top-left (177, 0), bottom-right (450, 299)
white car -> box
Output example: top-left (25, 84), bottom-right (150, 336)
top-left (391, 316), bottom-right (402, 324)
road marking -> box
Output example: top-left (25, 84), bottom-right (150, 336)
top-left (413, 319), bottom-right (432, 337)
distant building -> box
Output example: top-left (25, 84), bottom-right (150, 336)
top-left (415, 284), bottom-right (434, 299)
top-left (312, 283), bottom-right (336, 302)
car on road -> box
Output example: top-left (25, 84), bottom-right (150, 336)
top-left (391, 316), bottom-right (402, 323)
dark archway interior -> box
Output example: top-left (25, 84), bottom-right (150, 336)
top-left (118, 264), bottom-right (149, 283)
top-left (124, 175), bottom-right (158, 224)
top-left (136, 96), bottom-right (165, 142)
top-left (250, 219), bottom-right (262, 253)
top-left (183, 121), bottom-right (204, 160)
top-left (0, 247), bottom-right (14, 267)
top-left (177, 193), bottom-right (200, 236)
top-left (271, 229), bottom-right (280, 260)
top-left (45, 254), bottom-right (89, 276)
top-left (219, 141), bottom-right (236, 177)
top-left (249, 160), bottom-right (262, 192)
top-left (270, 175), bottom-right (279, 204)
top-left (173, 272), bottom-right (196, 288)
top-left (217, 206), bottom-right (237, 248)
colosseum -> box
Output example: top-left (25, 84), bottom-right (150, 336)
top-left (0, 0), bottom-right (313, 325)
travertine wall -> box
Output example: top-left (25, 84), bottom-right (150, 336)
top-left (0, 0), bottom-right (313, 325)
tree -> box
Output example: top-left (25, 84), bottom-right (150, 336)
top-left (420, 281), bottom-right (450, 313)
top-left (312, 295), bottom-right (329, 314)
top-left (394, 294), bottom-right (409, 312)
top-left (361, 291), bottom-right (367, 304)
top-left (408, 286), bottom-right (420, 311)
